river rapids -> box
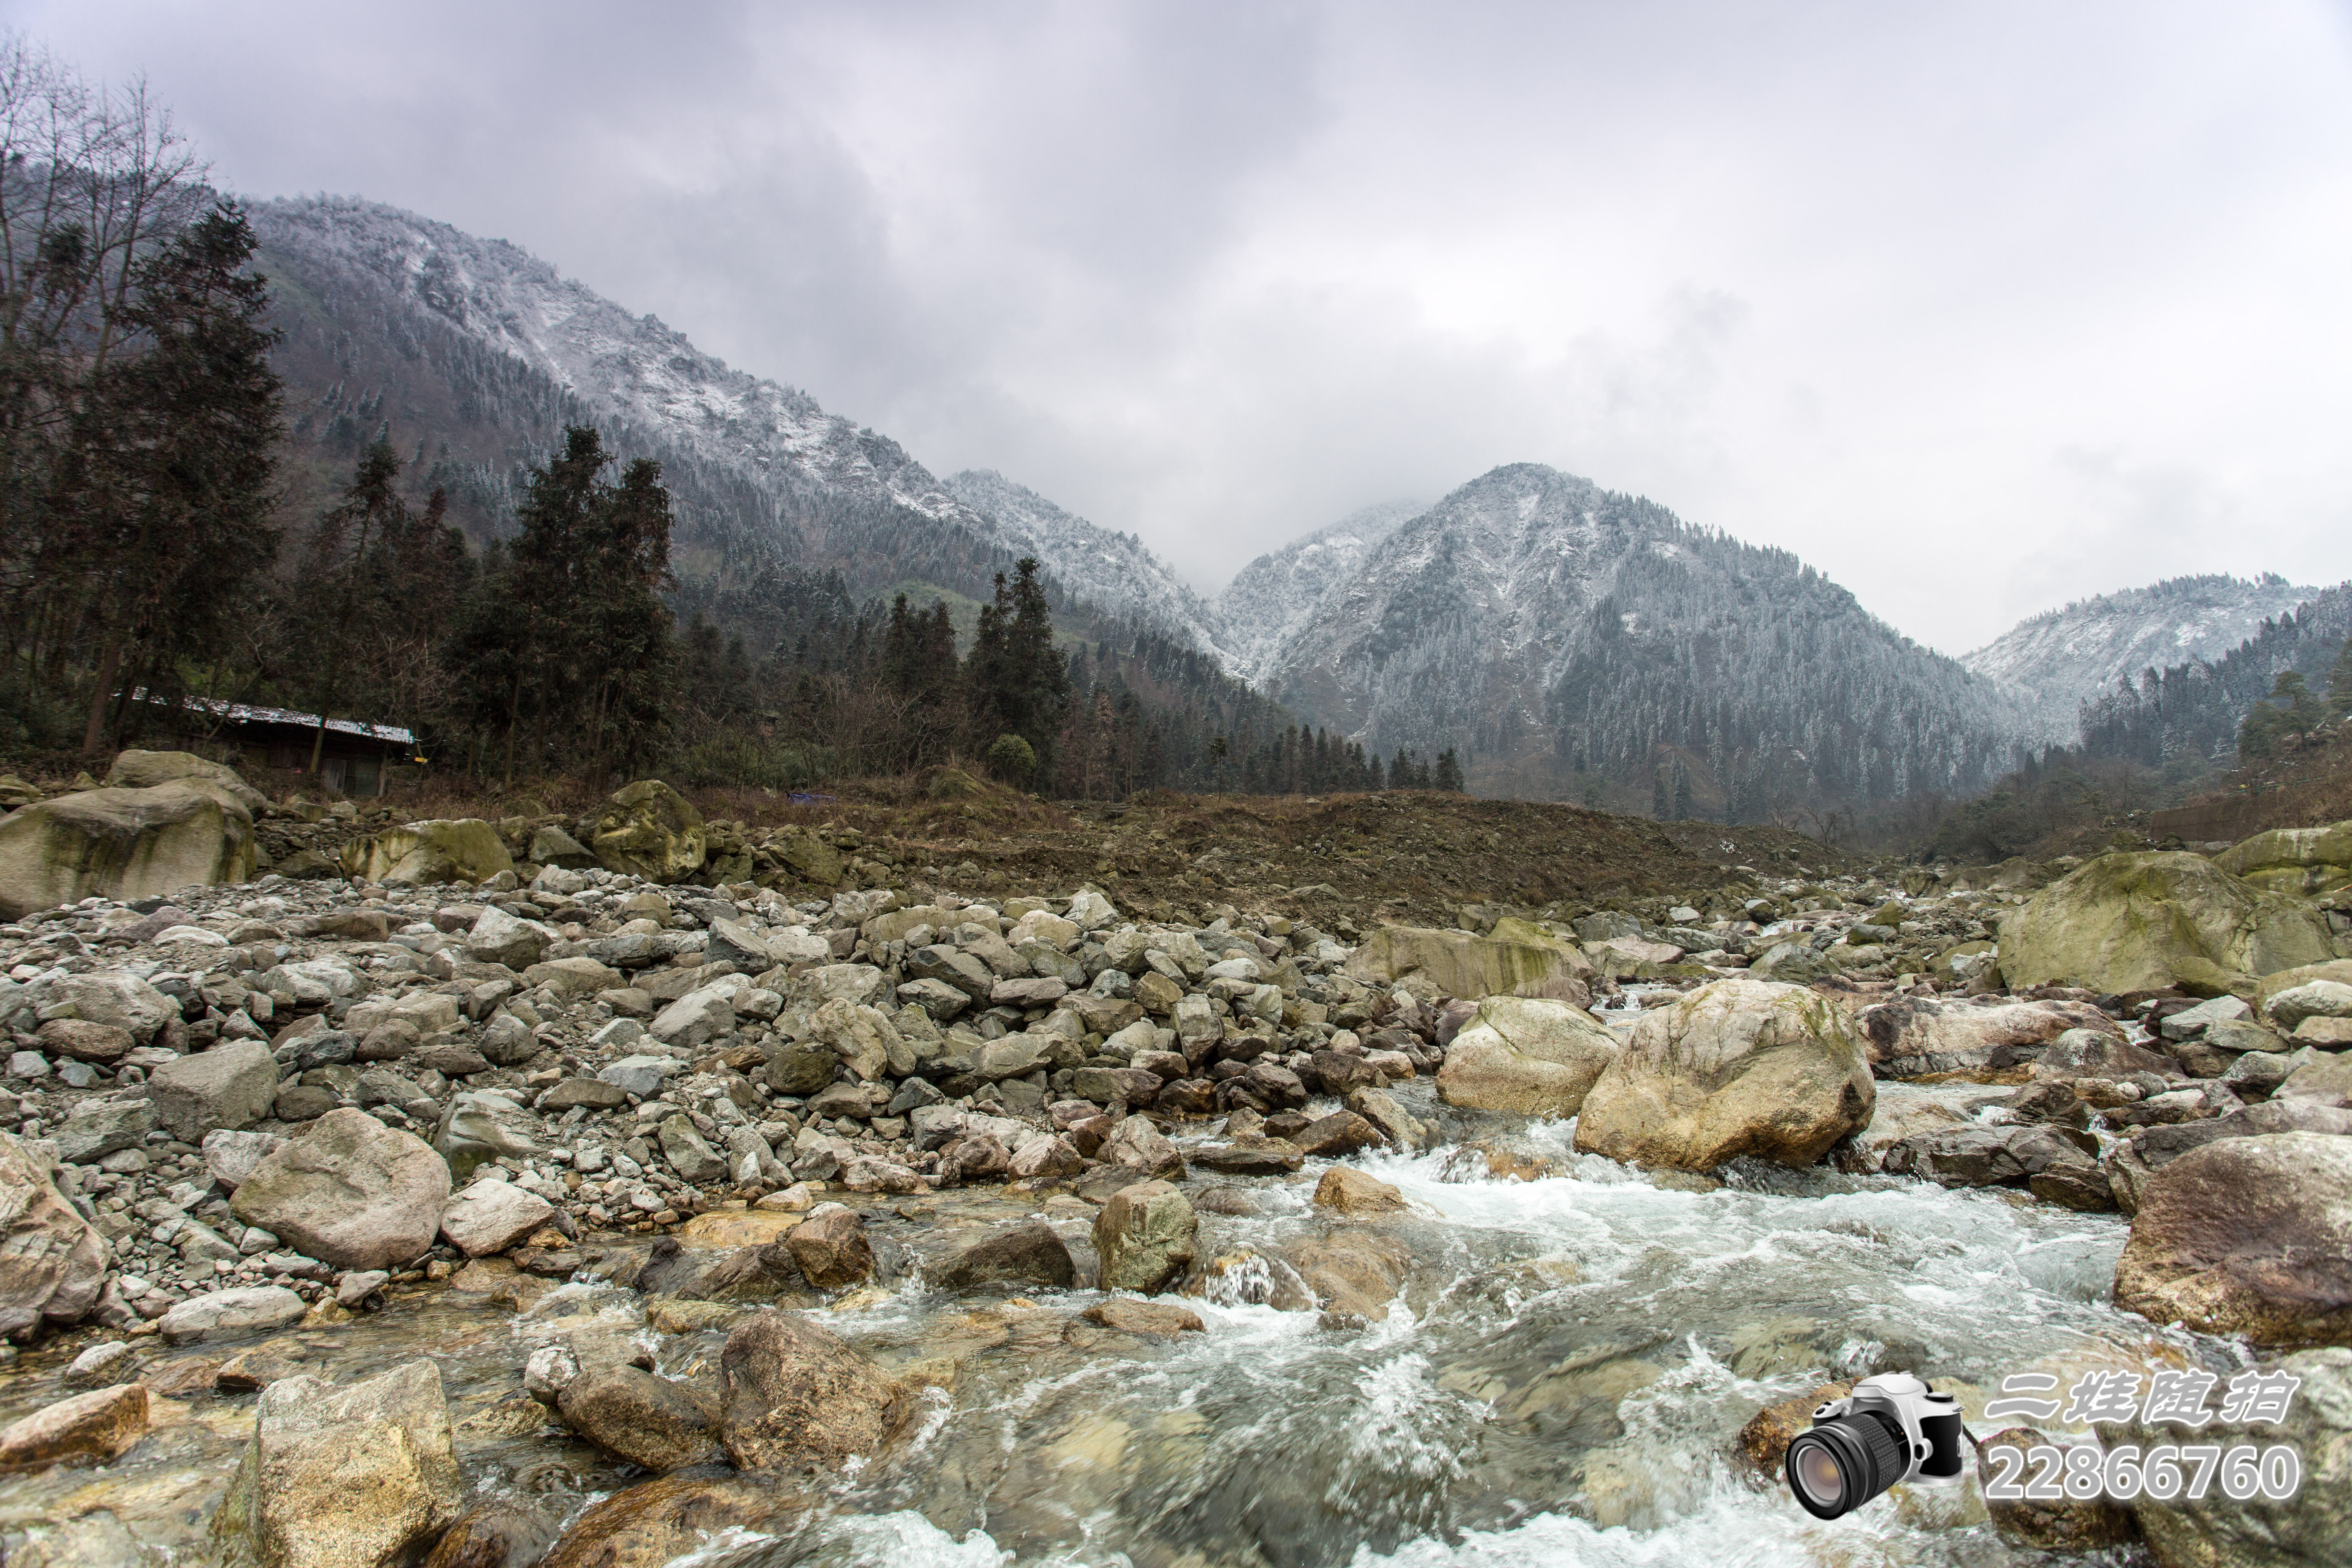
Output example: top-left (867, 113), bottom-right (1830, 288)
top-left (1, 1077), bottom-right (2230, 1568)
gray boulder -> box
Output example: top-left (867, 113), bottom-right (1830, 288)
top-left (1094, 1180), bottom-right (1196, 1293)
top-left (145, 1041), bottom-right (279, 1141)
top-left (0, 1131), bottom-right (111, 1336)
top-left (212, 1358), bottom-right (460, 1568)
top-left (230, 1109), bottom-right (451, 1271)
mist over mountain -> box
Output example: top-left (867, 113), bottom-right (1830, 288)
top-left (245, 191), bottom-right (2344, 816)
top-left (251, 195), bottom-right (1225, 651)
top-left (1962, 573), bottom-right (2323, 736)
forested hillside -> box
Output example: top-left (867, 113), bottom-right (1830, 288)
top-left (1261, 464), bottom-right (2034, 819)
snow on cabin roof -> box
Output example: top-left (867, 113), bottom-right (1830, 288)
top-left (131, 689), bottom-right (416, 745)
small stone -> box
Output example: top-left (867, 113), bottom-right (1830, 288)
top-left (336, 1270), bottom-right (390, 1308)
top-left (157, 1284), bottom-right (307, 1344)
top-left (65, 1340), bottom-right (136, 1385)
top-left (1313, 1166), bottom-right (1410, 1216)
top-left (1081, 1298), bottom-right (1205, 1336)
top-left (438, 1178), bottom-right (557, 1257)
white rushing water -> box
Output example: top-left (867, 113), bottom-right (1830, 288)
top-left (751, 1090), bottom-right (2201, 1568)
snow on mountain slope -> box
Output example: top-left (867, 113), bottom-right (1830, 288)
top-left (252, 195), bottom-right (1224, 653)
top-left (1261, 463), bottom-right (2032, 807)
top-left (1216, 499), bottom-right (1424, 685)
top-left (943, 470), bottom-right (1230, 657)
top-left (1962, 574), bottom-right (2323, 733)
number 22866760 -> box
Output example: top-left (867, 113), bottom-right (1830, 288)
top-left (1983, 1443), bottom-right (2300, 1503)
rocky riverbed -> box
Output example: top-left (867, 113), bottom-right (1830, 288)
top-left (0, 760), bottom-right (2350, 1566)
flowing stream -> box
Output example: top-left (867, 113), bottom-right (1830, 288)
top-left (0, 1079), bottom-right (2220, 1567)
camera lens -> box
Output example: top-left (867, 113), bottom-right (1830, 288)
top-left (1785, 1410), bottom-right (1909, 1520)
top-left (1791, 1439), bottom-right (1846, 1509)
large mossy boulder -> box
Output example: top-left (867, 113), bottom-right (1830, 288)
top-left (2215, 820), bottom-right (2352, 899)
top-left (1998, 851), bottom-right (2335, 998)
top-left (339, 818), bottom-right (512, 887)
top-left (102, 748), bottom-right (267, 813)
top-left (1436, 994), bottom-right (1620, 1115)
top-left (592, 780), bottom-right (707, 884)
top-left (1572, 977), bottom-right (1875, 1172)
top-left (0, 781), bottom-right (255, 919)
top-left (1344, 922), bottom-right (1594, 1000)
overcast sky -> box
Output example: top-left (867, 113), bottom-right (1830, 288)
top-left (20, 1), bottom-right (2352, 654)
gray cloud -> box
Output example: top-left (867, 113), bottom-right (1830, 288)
top-left (17, 0), bottom-right (2352, 653)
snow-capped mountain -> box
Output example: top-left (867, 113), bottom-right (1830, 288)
top-left (251, 194), bottom-right (1223, 653)
top-left (1259, 463), bottom-right (2034, 809)
top-left (943, 470), bottom-right (1230, 656)
top-left (1962, 574), bottom-right (2323, 735)
top-left (1216, 499), bottom-right (1423, 685)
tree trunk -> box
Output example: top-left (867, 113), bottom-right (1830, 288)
top-left (80, 635), bottom-right (125, 755)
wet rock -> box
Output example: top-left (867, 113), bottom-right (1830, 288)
top-left (64, 1340), bottom-right (135, 1385)
top-left (421, 1499), bottom-right (561, 1568)
top-left (0, 1383), bottom-right (148, 1469)
top-left (1573, 978), bottom-right (1875, 1172)
top-left (1314, 1166), bottom-right (1409, 1216)
top-left (145, 1040), bottom-right (279, 1140)
top-left (718, 1309), bottom-right (908, 1473)
top-left (933, 1222), bottom-right (1077, 1290)
top-left (537, 1470), bottom-right (782, 1568)
top-left (1346, 1085), bottom-right (1430, 1152)
top-left (230, 1107), bottom-right (452, 1271)
top-left (592, 781), bottom-right (708, 883)
top-left (1976, 1425), bottom-right (2138, 1550)
top-left (557, 1366), bottom-right (724, 1472)
top-left (2114, 1131), bottom-right (2352, 1345)
top-left (1188, 1137), bottom-right (1303, 1175)
top-left (1291, 1110), bottom-right (1387, 1157)
top-left (1883, 1123), bottom-right (2104, 1198)
top-left (1094, 1179), bottom-right (1197, 1293)
top-left (840, 1155), bottom-right (924, 1194)
top-left (1858, 995), bottom-right (2123, 1078)
top-left (159, 1284), bottom-right (309, 1344)
top-left (2032, 1027), bottom-right (2179, 1083)
top-left (2000, 851), bottom-right (2334, 996)
top-left (784, 1207), bottom-right (873, 1289)
top-left (1008, 1134), bottom-right (1084, 1180)
top-left (1286, 1229), bottom-right (1413, 1324)
top-left (1101, 1115), bottom-right (1185, 1179)
top-left (439, 1178), bottom-right (557, 1257)
top-left (0, 1130), bottom-right (112, 1336)
top-left (1082, 1298), bottom-right (1204, 1336)
top-left (1436, 994), bottom-right (1621, 1116)
top-left (335, 1270), bottom-right (390, 1309)
top-left (213, 1358), bottom-right (461, 1568)
top-left (2104, 1345), bottom-right (2351, 1565)
top-left (1734, 1381), bottom-right (1853, 1475)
